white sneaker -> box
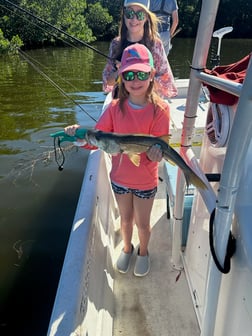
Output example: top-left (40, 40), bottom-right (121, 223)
top-left (116, 245), bottom-right (134, 273)
top-left (134, 250), bottom-right (150, 277)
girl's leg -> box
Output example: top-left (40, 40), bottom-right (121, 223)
top-left (114, 192), bottom-right (134, 253)
top-left (133, 196), bottom-right (155, 256)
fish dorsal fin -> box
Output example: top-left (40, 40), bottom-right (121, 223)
top-left (159, 135), bottom-right (171, 144)
top-left (128, 153), bottom-right (141, 167)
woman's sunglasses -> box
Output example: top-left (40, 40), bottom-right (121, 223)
top-left (122, 71), bottom-right (150, 81)
top-left (124, 8), bottom-right (146, 21)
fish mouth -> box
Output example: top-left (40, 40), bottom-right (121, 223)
top-left (85, 131), bottom-right (97, 146)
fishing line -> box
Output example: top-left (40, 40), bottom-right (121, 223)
top-left (3, 0), bottom-right (104, 123)
top-left (18, 49), bottom-right (98, 171)
top-left (0, 3), bottom-right (81, 50)
top-left (18, 49), bottom-right (98, 123)
top-left (3, 0), bottom-right (114, 61)
top-left (3, 2), bottom-right (99, 123)
top-left (53, 137), bottom-right (65, 171)
top-left (18, 48), bottom-right (82, 93)
top-left (2, 0), bottom-right (106, 172)
top-left (1, 143), bottom-right (77, 184)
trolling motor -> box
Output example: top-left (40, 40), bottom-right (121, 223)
top-left (50, 129), bottom-right (88, 171)
top-left (211, 26), bottom-right (233, 67)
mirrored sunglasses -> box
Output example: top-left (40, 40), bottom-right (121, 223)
top-left (122, 71), bottom-right (150, 81)
top-left (124, 8), bottom-right (146, 21)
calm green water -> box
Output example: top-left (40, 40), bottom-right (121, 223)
top-left (0, 38), bottom-right (251, 335)
top-left (0, 44), bottom-right (107, 335)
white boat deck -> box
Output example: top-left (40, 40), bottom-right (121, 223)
top-left (112, 163), bottom-right (200, 336)
top-left (111, 81), bottom-right (207, 334)
top-left (109, 83), bottom-right (208, 334)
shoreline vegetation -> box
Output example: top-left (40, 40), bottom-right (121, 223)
top-left (1, 0), bottom-right (252, 54)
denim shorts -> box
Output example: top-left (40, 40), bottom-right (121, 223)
top-left (111, 182), bottom-right (157, 199)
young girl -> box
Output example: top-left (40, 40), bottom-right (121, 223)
top-left (65, 44), bottom-right (170, 277)
top-left (103, 0), bottom-right (177, 99)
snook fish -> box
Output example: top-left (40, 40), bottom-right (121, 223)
top-left (85, 129), bottom-right (207, 190)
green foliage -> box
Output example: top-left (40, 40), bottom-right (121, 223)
top-left (177, 0), bottom-right (200, 37)
top-left (177, 0), bottom-right (252, 38)
top-left (1, 0), bottom-right (94, 47)
top-left (100, 0), bottom-right (122, 23)
top-left (0, 28), bottom-right (10, 53)
top-left (100, 0), bottom-right (122, 37)
top-left (0, 28), bottom-right (23, 54)
top-left (67, 13), bottom-right (95, 43)
top-left (85, 0), bottom-right (121, 39)
top-left (9, 35), bottom-right (24, 53)
top-left (215, 0), bottom-right (252, 37)
top-left (86, 2), bottom-right (113, 39)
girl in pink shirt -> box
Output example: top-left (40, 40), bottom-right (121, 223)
top-left (65, 43), bottom-right (170, 277)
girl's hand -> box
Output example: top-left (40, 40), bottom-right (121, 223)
top-left (108, 61), bottom-right (121, 86)
top-left (64, 124), bottom-right (80, 136)
top-left (115, 60), bottom-right (121, 69)
top-left (147, 144), bottom-right (163, 162)
top-left (64, 124), bottom-right (87, 146)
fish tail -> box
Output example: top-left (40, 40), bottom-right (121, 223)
top-left (184, 171), bottom-right (207, 190)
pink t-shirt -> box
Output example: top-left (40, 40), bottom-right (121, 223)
top-left (93, 99), bottom-right (170, 190)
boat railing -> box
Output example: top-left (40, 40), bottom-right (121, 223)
top-left (169, 0), bottom-right (252, 334)
top-left (200, 56), bottom-right (252, 336)
top-left (196, 71), bottom-right (242, 98)
top-left (171, 1), bottom-right (252, 334)
top-left (172, 0), bottom-right (251, 269)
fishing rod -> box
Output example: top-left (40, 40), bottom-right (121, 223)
top-left (18, 48), bottom-right (84, 93)
top-left (18, 48), bottom-right (97, 172)
top-left (3, 1), bottom-right (101, 123)
top-left (0, 2), bottom-right (82, 50)
top-left (3, 0), bottom-right (113, 61)
top-left (1, 1), bottom-right (105, 174)
top-left (18, 49), bottom-right (98, 123)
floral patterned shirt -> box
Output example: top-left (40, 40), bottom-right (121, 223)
top-left (102, 37), bottom-right (178, 99)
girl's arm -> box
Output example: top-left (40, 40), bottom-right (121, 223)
top-left (102, 39), bottom-right (120, 93)
top-left (152, 38), bottom-right (178, 99)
